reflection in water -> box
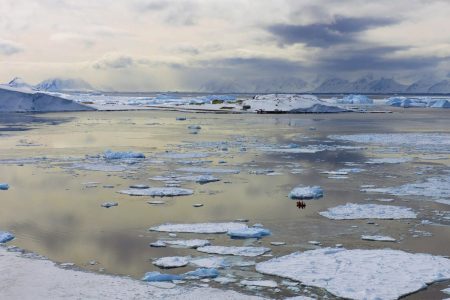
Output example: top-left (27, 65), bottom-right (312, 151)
top-left (0, 110), bottom-right (449, 299)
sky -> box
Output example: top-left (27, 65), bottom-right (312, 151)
top-left (0, 0), bottom-right (449, 91)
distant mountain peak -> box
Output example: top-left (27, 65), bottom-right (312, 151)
top-left (7, 77), bottom-right (33, 89)
top-left (35, 78), bottom-right (94, 92)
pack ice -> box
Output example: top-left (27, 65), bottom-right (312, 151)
top-left (256, 247), bottom-right (450, 300)
top-left (319, 203), bottom-right (417, 220)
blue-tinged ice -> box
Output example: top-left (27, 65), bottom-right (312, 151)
top-left (0, 183), bottom-right (9, 190)
top-left (289, 186), bottom-right (324, 199)
top-left (183, 268), bottom-right (219, 279)
top-left (142, 271), bottom-right (183, 282)
top-left (0, 231), bottom-right (15, 243)
top-left (337, 95), bottom-right (373, 105)
top-left (227, 227), bottom-right (271, 239)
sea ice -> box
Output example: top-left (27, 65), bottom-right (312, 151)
top-left (163, 239), bottom-right (211, 249)
top-left (183, 268), bottom-right (219, 279)
top-left (366, 157), bottom-right (412, 164)
top-left (103, 150), bottom-right (145, 160)
top-left (176, 167), bottom-right (240, 174)
top-left (0, 183), bottom-right (9, 190)
top-left (289, 186), bottom-right (324, 199)
top-left (0, 231), bottom-right (15, 243)
top-left (361, 235), bottom-right (396, 242)
top-left (190, 257), bottom-right (230, 269)
top-left (241, 280), bottom-right (278, 288)
top-left (227, 227), bottom-right (271, 239)
top-left (197, 246), bottom-right (271, 257)
top-left (142, 271), bottom-right (183, 282)
top-left (319, 203), bottom-right (417, 220)
top-left (119, 187), bottom-right (193, 197)
top-left (256, 247), bottom-right (450, 300)
top-left (150, 222), bottom-right (248, 234)
top-left (153, 257), bottom-right (190, 268)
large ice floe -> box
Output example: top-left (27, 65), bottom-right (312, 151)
top-left (0, 231), bottom-right (15, 243)
top-left (119, 187), bottom-right (193, 197)
top-left (157, 239), bottom-right (211, 249)
top-left (256, 247), bottom-right (450, 300)
top-left (153, 256), bottom-right (190, 268)
top-left (319, 203), bottom-right (417, 220)
top-left (362, 173), bottom-right (450, 202)
top-left (329, 133), bottom-right (450, 153)
top-left (289, 186), bottom-right (324, 199)
top-left (197, 246), bottom-right (271, 257)
top-left (242, 94), bottom-right (349, 113)
top-left (336, 94), bottom-right (373, 105)
top-left (150, 222), bottom-right (248, 234)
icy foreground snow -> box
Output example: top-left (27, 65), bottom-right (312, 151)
top-left (119, 187), bottom-right (193, 197)
top-left (150, 222), bottom-right (248, 234)
top-left (289, 186), bottom-right (324, 199)
top-left (197, 246), bottom-right (271, 257)
top-left (0, 248), bottom-right (262, 300)
top-left (256, 248), bottom-right (450, 300)
top-left (319, 203), bottom-right (417, 220)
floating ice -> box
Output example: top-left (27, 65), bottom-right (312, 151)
top-left (70, 163), bottom-right (128, 172)
top-left (119, 187), bottom-right (193, 197)
top-left (366, 157), bottom-right (412, 164)
top-left (150, 222), bottom-right (248, 234)
top-left (153, 256), bottom-right (190, 268)
top-left (256, 247), bottom-right (450, 300)
top-left (227, 227), bottom-right (271, 239)
top-left (101, 202), bottom-right (118, 208)
top-left (176, 167), bottom-right (240, 174)
top-left (161, 152), bottom-right (210, 159)
top-left (179, 175), bottom-right (220, 184)
top-left (129, 184), bottom-right (149, 189)
top-left (336, 95), bottom-right (373, 105)
top-left (197, 246), bottom-right (271, 257)
top-left (103, 150), bottom-right (145, 160)
top-left (150, 241), bottom-right (166, 247)
top-left (183, 268), bottom-right (219, 279)
top-left (289, 186), bottom-right (324, 199)
top-left (214, 276), bottom-right (237, 284)
top-left (190, 256), bottom-right (230, 269)
top-left (142, 271), bottom-right (183, 282)
top-left (0, 231), bottom-right (15, 243)
top-left (319, 203), bottom-right (417, 220)
top-left (0, 183), bottom-right (9, 190)
top-left (361, 235), bottom-right (396, 242)
top-left (240, 280), bottom-right (278, 288)
top-left (163, 239), bottom-right (211, 249)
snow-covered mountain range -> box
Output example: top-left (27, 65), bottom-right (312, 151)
top-left (3, 77), bottom-right (95, 92)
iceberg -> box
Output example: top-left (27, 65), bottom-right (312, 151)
top-left (0, 231), bottom-right (15, 243)
top-left (0, 183), bottom-right (9, 190)
top-left (289, 186), bottom-right (324, 199)
top-left (142, 271), bottom-right (183, 282)
top-left (361, 235), bottom-right (396, 242)
top-left (103, 150), bottom-right (145, 160)
top-left (256, 248), bottom-right (450, 300)
top-left (150, 222), bottom-right (248, 234)
top-left (336, 95), bottom-right (373, 105)
top-left (319, 203), bottom-right (417, 220)
top-left (197, 246), bottom-right (271, 257)
top-left (119, 187), bottom-right (193, 197)
top-left (153, 256), bottom-right (190, 268)
top-left (227, 227), bottom-right (271, 239)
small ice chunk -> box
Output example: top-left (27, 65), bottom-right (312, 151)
top-left (187, 125), bottom-right (202, 130)
top-left (308, 241), bottom-right (321, 246)
top-left (197, 246), bottom-right (271, 257)
top-left (183, 268), bottom-right (219, 279)
top-left (0, 231), bottom-right (15, 243)
top-left (103, 150), bottom-right (145, 160)
top-left (101, 202), bottom-right (118, 208)
top-left (0, 183), bottom-right (10, 190)
top-left (129, 184), bottom-right (150, 189)
top-left (240, 280), bottom-right (278, 288)
top-left (319, 203), bottom-right (417, 220)
top-left (270, 242), bottom-right (286, 246)
top-left (150, 222), bottom-right (248, 234)
top-left (214, 276), bottom-right (237, 284)
top-left (153, 256), bottom-right (189, 268)
top-left (193, 203), bottom-right (204, 207)
top-left (119, 187), bottom-right (193, 197)
top-left (361, 235), bottom-right (396, 242)
top-left (176, 117), bottom-right (186, 121)
top-left (150, 241), bottom-right (166, 248)
top-left (442, 287), bottom-right (450, 295)
top-left (164, 239), bottom-right (210, 249)
top-left (289, 186), bottom-right (324, 199)
top-left (227, 227), bottom-right (271, 239)
top-left (142, 272), bottom-right (183, 282)
top-left (147, 200), bottom-right (165, 205)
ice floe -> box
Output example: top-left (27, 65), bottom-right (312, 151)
top-left (142, 271), bottom-right (183, 282)
top-left (240, 280), bottom-right (278, 288)
top-left (153, 256), bottom-right (190, 268)
top-left (366, 157), bottom-right (412, 164)
top-left (103, 150), bottom-right (145, 160)
top-left (0, 183), bottom-right (9, 190)
top-left (0, 231), bottom-right (15, 243)
top-left (227, 227), bottom-right (271, 239)
top-left (361, 235), bottom-right (396, 242)
top-left (319, 203), bottom-right (417, 220)
top-left (190, 256), bottom-right (230, 269)
top-left (256, 247), bottom-right (450, 300)
top-left (162, 239), bottom-right (211, 249)
top-left (101, 202), bottom-right (118, 208)
top-left (119, 187), bottom-right (193, 197)
top-left (183, 268), bottom-right (219, 279)
top-left (289, 186), bottom-right (324, 199)
top-left (197, 246), bottom-right (271, 257)
top-left (150, 222), bottom-right (248, 234)
top-left (70, 163), bottom-right (128, 172)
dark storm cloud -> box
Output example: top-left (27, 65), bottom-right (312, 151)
top-left (268, 16), bottom-right (397, 47)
